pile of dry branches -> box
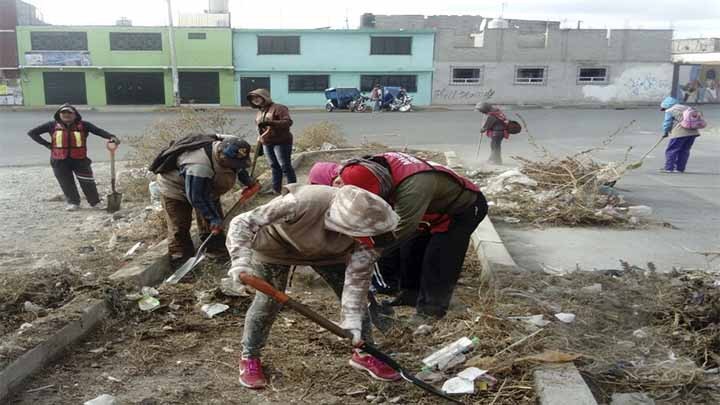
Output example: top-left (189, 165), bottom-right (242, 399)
top-left (478, 119), bottom-right (638, 226)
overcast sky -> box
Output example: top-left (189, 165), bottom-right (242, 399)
top-left (22, 0), bottom-right (720, 39)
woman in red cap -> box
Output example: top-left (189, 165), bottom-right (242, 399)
top-left (336, 152), bottom-right (488, 322)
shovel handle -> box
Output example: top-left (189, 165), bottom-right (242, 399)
top-left (239, 273), bottom-right (353, 340)
top-left (106, 140), bottom-right (119, 153)
top-left (240, 273), bottom-right (290, 304)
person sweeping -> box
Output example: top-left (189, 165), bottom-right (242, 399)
top-left (659, 96), bottom-right (704, 173)
top-left (226, 184), bottom-right (402, 389)
top-left (476, 102), bottom-right (509, 165)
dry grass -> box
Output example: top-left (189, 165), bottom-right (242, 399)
top-left (294, 121), bottom-right (348, 152)
top-left (127, 109), bottom-right (255, 169)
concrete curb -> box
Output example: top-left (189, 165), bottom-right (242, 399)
top-left (0, 298), bottom-right (109, 402)
top-left (443, 151), bottom-right (518, 280)
top-left (444, 151), bottom-right (598, 405)
top-left (534, 363), bottom-right (598, 405)
top-left (109, 239), bottom-right (171, 287)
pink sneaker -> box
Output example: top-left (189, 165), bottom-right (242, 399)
top-left (239, 357), bottom-right (267, 389)
top-left (349, 350), bottom-right (401, 382)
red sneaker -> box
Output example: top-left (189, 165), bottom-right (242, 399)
top-left (349, 350), bottom-right (401, 382)
top-left (238, 357), bottom-right (267, 389)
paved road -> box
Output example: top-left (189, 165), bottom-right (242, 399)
top-left (2, 106), bottom-right (719, 271)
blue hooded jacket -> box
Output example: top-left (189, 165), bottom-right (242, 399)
top-left (660, 96), bottom-right (679, 135)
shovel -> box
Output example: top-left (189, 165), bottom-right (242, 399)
top-left (165, 142), bottom-right (264, 284)
top-left (240, 273), bottom-right (464, 405)
top-left (106, 140), bottom-right (122, 213)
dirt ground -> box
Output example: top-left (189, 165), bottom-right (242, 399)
top-left (5, 147), bottom-right (720, 405)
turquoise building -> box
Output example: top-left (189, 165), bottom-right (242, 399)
top-left (232, 29), bottom-right (435, 107)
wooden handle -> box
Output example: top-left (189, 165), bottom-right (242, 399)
top-left (239, 274), bottom-right (352, 340)
top-left (240, 274), bottom-right (289, 304)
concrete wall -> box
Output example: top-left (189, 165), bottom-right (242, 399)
top-left (16, 26), bottom-right (234, 106)
top-left (673, 38), bottom-right (720, 54)
top-left (373, 14), bottom-right (673, 105)
top-left (432, 61), bottom-right (673, 105)
top-left (233, 29), bottom-right (435, 106)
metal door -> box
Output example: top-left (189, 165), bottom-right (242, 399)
top-left (179, 71), bottom-right (219, 104)
top-left (105, 72), bottom-right (165, 105)
top-left (43, 72), bottom-right (87, 105)
top-left (240, 77), bottom-right (270, 106)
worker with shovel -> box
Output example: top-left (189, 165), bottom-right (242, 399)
top-left (226, 184), bottom-right (402, 389)
top-left (27, 103), bottom-right (120, 211)
top-left (337, 152), bottom-right (488, 323)
top-left (151, 134), bottom-right (257, 267)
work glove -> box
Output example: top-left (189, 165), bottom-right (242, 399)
top-left (227, 262), bottom-right (256, 294)
top-left (348, 329), bottom-right (363, 347)
top-left (242, 181), bottom-right (261, 196)
top-left (210, 221), bottom-right (224, 235)
top-left (109, 136), bottom-right (121, 145)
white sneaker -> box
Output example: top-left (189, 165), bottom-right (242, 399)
top-left (65, 204), bottom-right (80, 211)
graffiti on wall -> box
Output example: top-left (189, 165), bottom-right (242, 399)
top-left (582, 64), bottom-right (672, 103)
top-left (624, 75), bottom-right (671, 97)
top-left (433, 87), bottom-right (495, 103)
top-left (0, 80), bottom-right (23, 105)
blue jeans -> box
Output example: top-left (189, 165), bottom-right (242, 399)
top-left (664, 136), bottom-right (697, 172)
top-left (263, 143), bottom-right (296, 192)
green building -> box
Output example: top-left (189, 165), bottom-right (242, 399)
top-left (16, 25), bottom-right (234, 106)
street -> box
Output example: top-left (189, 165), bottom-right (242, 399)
top-left (1, 106), bottom-right (719, 271)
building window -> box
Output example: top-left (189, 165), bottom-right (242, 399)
top-left (370, 37), bottom-right (412, 55)
top-left (257, 36), bottom-right (300, 55)
top-left (31, 31), bottom-right (87, 51)
top-left (110, 32), bottom-right (162, 51)
top-left (515, 67), bottom-right (546, 85)
top-left (577, 67), bottom-right (608, 84)
top-left (288, 75), bottom-right (329, 92)
top-left (451, 67), bottom-right (483, 85)
top-left (188, 33), bottom-right (207, 40)
top-left (360, 75), bottom-right (417, 92)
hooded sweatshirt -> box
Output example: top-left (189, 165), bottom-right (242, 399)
top-left (660, 96), bottom-right (701, 139)
top-left (27, 104), bottom-right (115, 154)
top-left (247, 88), bottom-right (293, 145)
top-left (477, 103), bottom-right (508, 138)
top-left (226, 184), bottom-right (398, 332)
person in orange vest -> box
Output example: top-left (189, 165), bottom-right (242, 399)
top-left (27, 104), bottom-right (120, 211)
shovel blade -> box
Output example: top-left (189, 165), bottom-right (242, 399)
top-left (106, 192), bottom-right (122, 213)
top-left (165, 254), bottom-right (205, 284)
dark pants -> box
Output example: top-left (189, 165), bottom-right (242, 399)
top-left (402, 195), bottom-right (488, 318)
top-left (161, 195), bottom-right (226, 258)
top-left (664, 136), bottom-right (697, 172)
top-left (263, 143), bottom-right (297, 192)
top-left (50, 158), bottom-right (100, 206)
top-left (242, 262), bottom-right (373, 358)
top-left (489, 135), bottom-right (503, 165)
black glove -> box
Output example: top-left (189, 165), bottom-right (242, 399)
top-left (662, 133), bottom-right (669, 138)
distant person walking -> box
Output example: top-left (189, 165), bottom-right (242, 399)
top-left (659, 96), bottom-right (703, 173)
top-left (247, 88), bottom-right (297, 194)
top-left (27, 103), bottom-right (120, 211)
top-left (476, 102), bottom-right (508, 165)
top-left (370, 84), bottom-right (383, 112)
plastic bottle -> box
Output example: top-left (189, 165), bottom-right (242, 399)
top-left (422, 337), bottom-right (479, 370)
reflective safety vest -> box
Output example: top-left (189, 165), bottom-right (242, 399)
top-left (51, 121), bottom-right (87, 160)
top-left (379, 152), bottom-right (481, 233)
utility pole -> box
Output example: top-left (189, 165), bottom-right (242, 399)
top-left (166, 0), bottom-right (180, 106)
